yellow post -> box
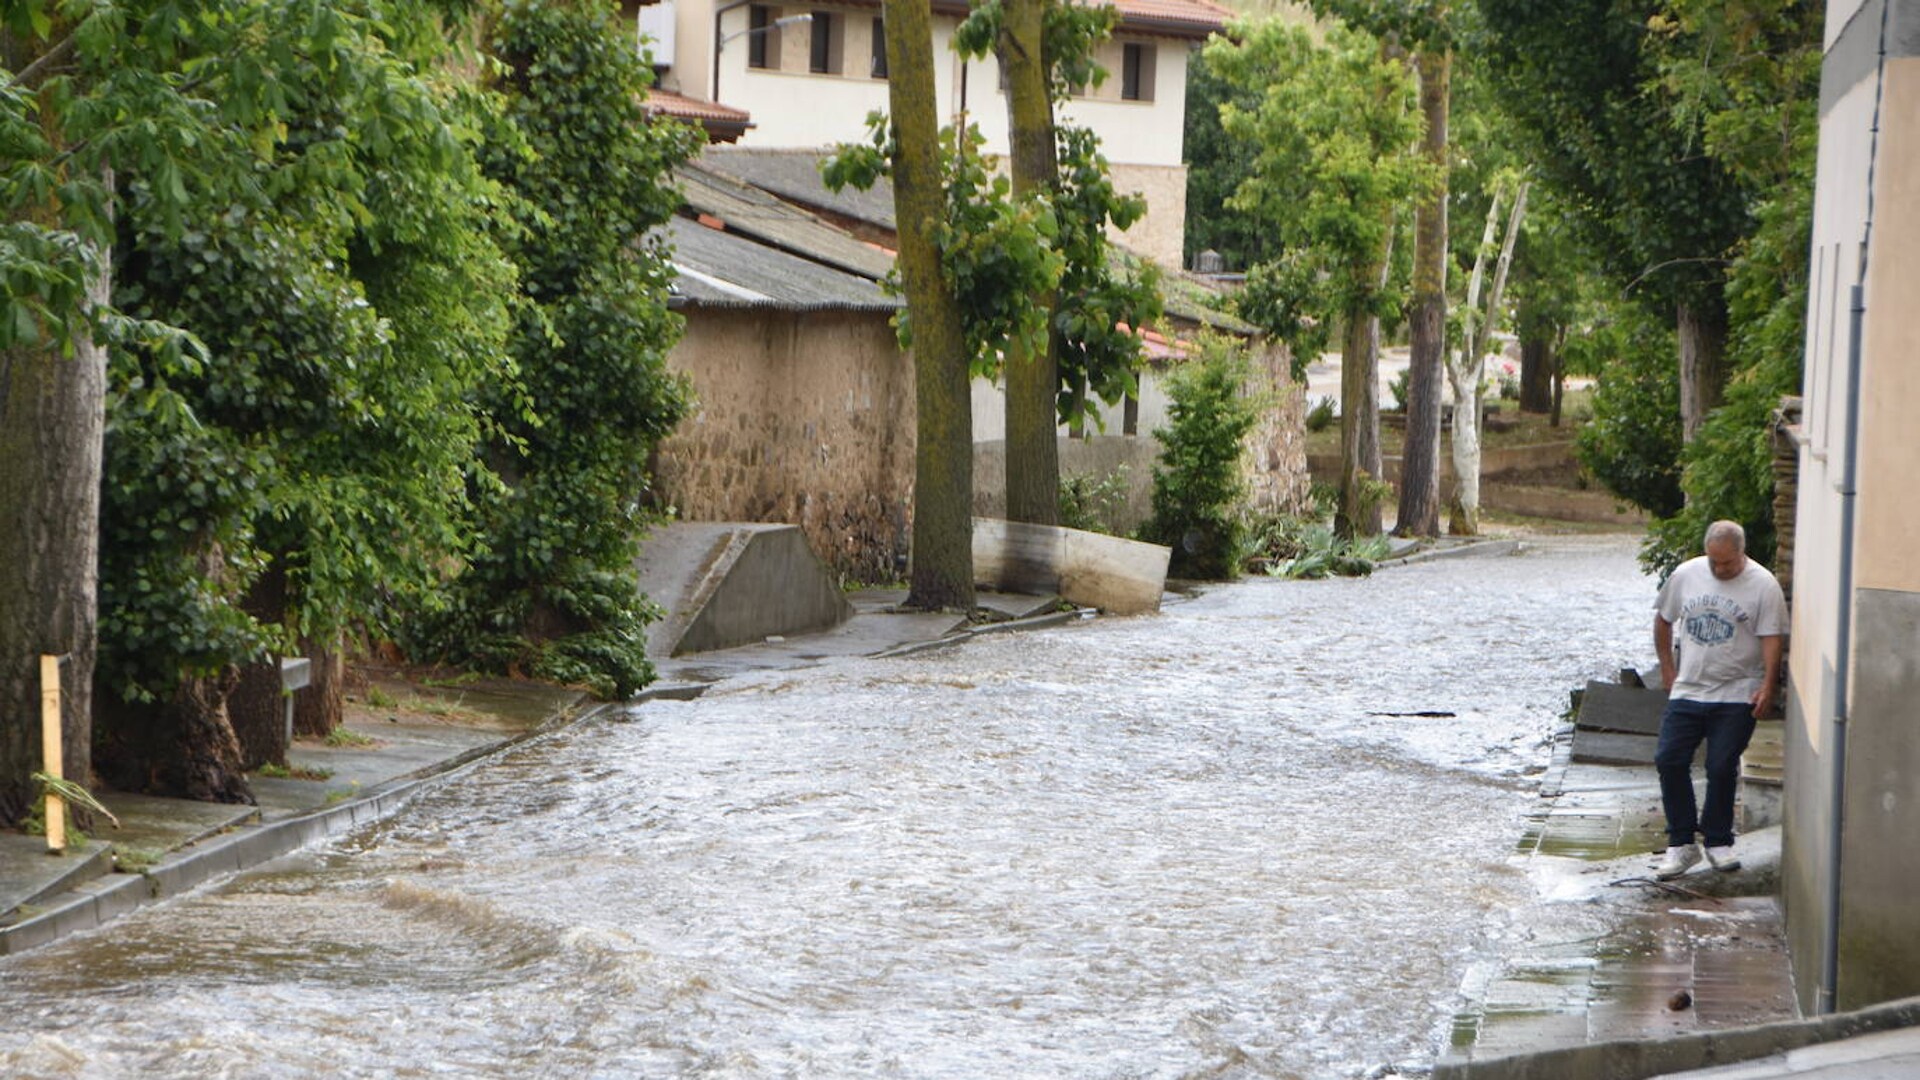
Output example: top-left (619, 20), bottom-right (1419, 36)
top-left (40, 654), bottom-right (65, 854)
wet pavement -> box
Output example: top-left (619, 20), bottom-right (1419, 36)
top-left (2, 534), bottom-right (1900, 1078)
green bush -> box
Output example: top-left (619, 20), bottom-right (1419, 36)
top-left (1138, 338), bottom-right (1261, 579)
top-left (1059, 467), bottom-right (1131, 535)
top-left (1305, 395), bottom-right (1337, 433)
top-left (1573, 310), bottom-right (1685, 518)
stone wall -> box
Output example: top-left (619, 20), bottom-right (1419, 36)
top-left (1246, 342), bottom-right (1313, 518)
top-left (654, 308), bottom-right (914, 582)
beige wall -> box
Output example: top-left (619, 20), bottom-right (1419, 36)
top-left (656, 308), bottom-right (915, 582)
top-left (1853, 65), bottom-right (1920, 594)
top-left (1104, 162), bottom-right (1189, 267)
top-left (1783, 31), bottom-right (1920, 1014)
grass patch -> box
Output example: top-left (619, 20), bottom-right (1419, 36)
top-left (257, 762), bottom-right (335, 781)
top-left (324, 727), bottom-right (376, 748)
top-left (363, 685), bottom-right (399, 709)
top-left (114, 845), bottom-right (166, 873)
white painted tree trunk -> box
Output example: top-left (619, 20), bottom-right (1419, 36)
top-left (1446, 181), bottom-right (1528, 535)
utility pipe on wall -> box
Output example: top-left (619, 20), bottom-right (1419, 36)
top-left (1817, 0), bottom-right (1889, 1017)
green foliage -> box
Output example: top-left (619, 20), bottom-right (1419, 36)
top-left (1476, 0), bottom-right (1752, 315)
top-left (1635, 0), bottom-right (1818, 578)
top-left (93, 0), bottom-right (519, 705)
top-left (407, 0), bottom-right (699, 699)
top-left (1304, 395), bottom-right (1337, 433)
top-left (825, 1), bottom-right (1161, 429)
top-left (1181, 45), bottom-right (1284, 273)
top-left (1573, 308), bottom-right (1685, 517)
top-left (1208, 20), bottom-right (1433, 371)
top-left (1058, 466), bottom-right (1131, 534)
top-left (1139, 338), bottom-right (1262, 579)
top-left (1245, 512), bottom-right (1389, 578)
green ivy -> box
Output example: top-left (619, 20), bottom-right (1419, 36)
top-left (405, 0), bottom-right (699, 699)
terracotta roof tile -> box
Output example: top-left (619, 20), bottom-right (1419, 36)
top-left (646, 89), bottom-right (752, 126)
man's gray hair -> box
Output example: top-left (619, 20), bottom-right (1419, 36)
top-left (1705, 519), bottom-right (1747, 553)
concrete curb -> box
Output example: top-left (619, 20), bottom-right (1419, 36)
top-left (1379, 539), bottom-right (1525, 567)
top-left (871, 607), bottom-right (1093, 659)
top-left (0, 700), bottom-right (616, 958)
top-left (0, 604), bottom-right (1090, 956)
top-left (1435, 996), bottom-right (1920, 1080)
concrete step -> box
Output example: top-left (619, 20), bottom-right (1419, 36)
top-left (635, 522), bottom-right (853, 657)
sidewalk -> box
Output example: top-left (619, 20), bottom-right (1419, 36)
top-left (1439, 728), bottom-right (1920, 1078)
top-left (0, 587), bottom-right (1074, 957)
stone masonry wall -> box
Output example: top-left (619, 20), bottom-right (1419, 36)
top-left (655, 309), bottom-right (915, 582)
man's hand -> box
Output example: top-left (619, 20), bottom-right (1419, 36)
top-left (1750, 682), bottom-right (1775, 719)
top-left (1654, 616), bottom-right (1677, 690)
top-left (1753, 633), bottom-right (1785, 719)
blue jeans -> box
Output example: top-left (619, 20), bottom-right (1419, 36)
top-left (1655, 699), bottom-right (1758, 848)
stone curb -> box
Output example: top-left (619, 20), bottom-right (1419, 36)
top-left (0, 699), bottom-right (617, 958)
top-left (0, 607), bottom-right (1089, 957)
top-left (1434, 996), bottom-right (1920, 1080)
top-left (871, 607), bottom-right (1093, 659)
top-left (1379, 539), bottom-right (1525, 567)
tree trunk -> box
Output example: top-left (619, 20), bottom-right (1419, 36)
top-left (1447, 181), bottom-right (1528, 536)
top-left (228, 565), bottom-right (290, 770)
top-left (92, 542), bottom-right (254, 803)
top-left (294, 634), bottom-right (345, 738)
top-left (95, 670), bottom-right (255, 805)
top-left (1000, 0), bottom-right (1061, 526)
top-left (0, 262), bottom-right (107, 826)
top-left (1519, 332), bottom-right (1554, 414)
top-left (1676, 298), bottom-right (1729, 442)
top-left (884, 0), bottom-right (975, 610)
top-left (1396, 48), bottom-right (1449, 538)
top-left (1549, 332), bottom-right (1565, 428)
top-left (1336, 304), bottom-right (1383, 538)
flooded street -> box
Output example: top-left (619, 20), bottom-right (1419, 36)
top-left (0, 537), bottom-right (1655, 1079)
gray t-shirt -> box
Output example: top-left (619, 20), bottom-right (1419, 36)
top-left (1655, 555), bottom-right (1788, 703)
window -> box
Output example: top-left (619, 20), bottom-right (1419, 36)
top-left (1121, 42), bottom-right (1156, 101)
top-left (870, 16), bottom-right (887, 79)
top-left (748, 5), bottom-right (775, 70)
top-left (809, 10), bottom-right (841, 74)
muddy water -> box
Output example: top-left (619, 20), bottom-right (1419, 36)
top-left (0, 537), bottom-right (1653, 1079)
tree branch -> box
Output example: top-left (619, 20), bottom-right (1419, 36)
top-left (9, 34), bottom-right (77, 90)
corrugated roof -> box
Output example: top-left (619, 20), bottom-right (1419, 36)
top-left (676, 159), bottom-right (896, 280)
top-left (701, 147), bottom-right (899, 232)
top-left (665, 217), bottom-right (900, 313)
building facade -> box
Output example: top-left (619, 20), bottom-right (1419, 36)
top-left (626, 0), bottom-right (1230, 267)
top-left (1782, 0), bottom-right (1920, 1016)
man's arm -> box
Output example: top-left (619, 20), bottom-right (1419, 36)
top-left (1655, 616), bottom-right (1676, 690)
top-left (1752, 634), bottom-right (1784, 718)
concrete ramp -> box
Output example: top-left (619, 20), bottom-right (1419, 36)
top-left (973, 518), bottom-right (1170, 615)
top-left (635, 523), bottom-right (852, 656)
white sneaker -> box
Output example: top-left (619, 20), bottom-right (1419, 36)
top-left (1705, 845), bottom-right (1742, 872)
top-left (1655, 844), bottom-right (1702, 880)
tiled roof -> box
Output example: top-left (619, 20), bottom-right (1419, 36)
top-left (1107, 0), bottom-right (1234, 37)
top-left (915, 0), bottom-right (1232, 39)
top-left (646, 90), bottom-right (753, 141)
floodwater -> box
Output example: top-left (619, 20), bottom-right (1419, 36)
top-left (0, 536), bottom-right (1654, 1079)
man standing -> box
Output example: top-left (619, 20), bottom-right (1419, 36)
top-left (1652, 520), bottom-right (1787, 880)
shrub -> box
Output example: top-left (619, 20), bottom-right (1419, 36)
top-left (1573, 311), bottom-right (1685, 518)
top-left (1059, 467), bottom-right (1131, 535)
top-left (1305, 395), bottom-right (1337, 433)
top-left (1138, 338), bottom-right (1261, 579)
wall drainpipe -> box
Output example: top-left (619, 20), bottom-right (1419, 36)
top-left (1817, 0), bottom-right (1889, 1017)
